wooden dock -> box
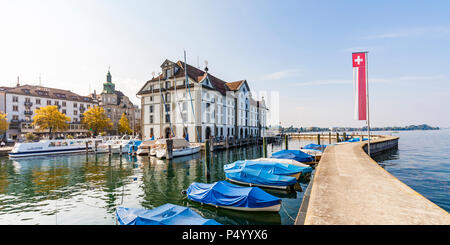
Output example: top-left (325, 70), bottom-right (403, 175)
top-left (295, 135), bottom-right (450, 225)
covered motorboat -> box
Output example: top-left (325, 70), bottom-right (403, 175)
top-left (186, 181), bottom-right (281, 212)
top-left (224, 165), bottom-right (298, 190)
top-left (136, 140), bottom-right (155, 155)
top-left (115, 204), bottom-right (221, 225)
top-left (153, 138), bottom-right (201, 159)
top-left (302, 144), bottom-right (327, 151)
top-left (225, 160), bottom-right (306, 179)
top-left (251, 158), bottom-right (313, 178)
top-left (271, 150), bottom-right (315, 163)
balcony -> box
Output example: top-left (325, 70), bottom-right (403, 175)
top-left (24, 111), bottom-right (33, 115)
top-left (24, 102), bottom-right (33, 107)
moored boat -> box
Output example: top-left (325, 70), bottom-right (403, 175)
top-left (271, 149), bottom-right (315, 163)
top-left (152, 138), bottom-right (201, 159)
top-left (186, 181), bottom-right (281, 212)
top-left (115, 204), bottom-right (221, 225)
top-left (225, 160), bottom-right (307, 179)
top-left (9, 138), bottom-right (101, 158)
top-left (251, 158), bottom-right (313, 177)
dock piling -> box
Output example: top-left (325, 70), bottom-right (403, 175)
top-left (317, 134), bottom-right (321, 145)
top-left (85, 142), bottom-right (89, 154)
top-left (285, 134), bottom-right (289, 150)
top-left (166, 139), bottom-right (173, 160)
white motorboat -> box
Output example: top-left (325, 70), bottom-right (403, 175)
top-left (155, 145), bottom-right (201, 159)
top-left (136, 140), bottom-right (156, 155)
top-left (9, 139), bottom-right (101, 158)
top-left (151, 138), bottom-right (201, 159)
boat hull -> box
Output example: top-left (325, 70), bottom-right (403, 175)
top-left (9, 147), bottom-right (92, 158)
top-left (156, 146), bottom-right (201, 159)
top-left (196, 201), bottom-right (281, 212)
top-left (225, 178), bottom-right (291, 190)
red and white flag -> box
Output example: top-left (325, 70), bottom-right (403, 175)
top-left (352, 52), bottom-right (367, 121)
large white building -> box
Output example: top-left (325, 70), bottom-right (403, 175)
top-left (0, 83), bottom-right (97, 139)
top-left (137, 59), bottom-right (268, 142)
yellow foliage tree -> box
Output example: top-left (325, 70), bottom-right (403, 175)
top-left (118, 113), bottom-right (133, 135)
top-left (82, 106), bottom-right (112, 136)
top-left (0, 113), bottom-right (9, 140)
top-left (32, 105), bottom-right (71, 139)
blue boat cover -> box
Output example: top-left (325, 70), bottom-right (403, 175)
top-left (224, 160), bottom-right (307, 176)
top-left (225, 167), bottom-right (298, 187)
top-left (302, 144), bottom-right (327, 151)
top-left (271, 150), bottom-right (314, 163)
top-left (128, 141), bottom-right (142, 154)
top-left (186, 181), bottom-right (280, 209)
top-left (116, 204), bottom-right (221, 225)
top-left (346, 138), bottom-right (368, 142)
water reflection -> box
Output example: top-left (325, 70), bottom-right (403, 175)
top-left (0, 138), bottom-right (318, 225)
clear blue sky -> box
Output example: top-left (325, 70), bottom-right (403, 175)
top-left (1, 0), bottom-right (449, 128)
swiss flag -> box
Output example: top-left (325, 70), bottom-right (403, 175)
top-left (352, 52), bottom-right (367, 121)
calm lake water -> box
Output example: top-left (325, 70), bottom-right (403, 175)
top-left (0, 130), bottom-right (448, 225)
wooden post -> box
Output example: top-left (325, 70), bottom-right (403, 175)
top-left (94, 140), bottom-right (98, 153)
top-left (205, 139), bottom-right (210, 158)
top-left (263, 137), bottom-right (267, 158)
top-left (328, 132), bottom-right (331, 144)
top-left (343, 132), bottom-right (347, 141)
top-left (285, 134), bottom-right (288, 150)
top-left (336, 132), bottom-right (340, 143)
top-left (225, 137), bottom-right (229, 149)
top-left (85, 142), bottom-right (89, 154)
top-left (166, 139), bottom-right (173, 160)
top-left (119, 145), bottom-right (123, 156)
top-left (108, 145), bottom-right (112, 155)
top-left (317, 134), bottom-right (321, 145)
top-left (210, 136), bottom-right (214, 152)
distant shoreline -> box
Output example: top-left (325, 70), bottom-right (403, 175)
top-left (278, 124), bottom-right (440, 133)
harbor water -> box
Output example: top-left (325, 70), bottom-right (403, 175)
top-left (0, 130), bottom-right (448, 225)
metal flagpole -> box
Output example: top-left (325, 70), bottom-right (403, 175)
top-left (366, 51), bottom-right (371, 156)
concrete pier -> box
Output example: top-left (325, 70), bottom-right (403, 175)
top-left (296, 135), bottom-right (450, 225)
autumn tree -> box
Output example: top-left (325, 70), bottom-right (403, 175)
top-left (32, 106), bottom-right (71, 139)
top-left (118, 113), bottom-right (133, 135)
top-left (0, 113), bottom-right (9, 142)
top-left (82, 106), bottom-right (112, 136)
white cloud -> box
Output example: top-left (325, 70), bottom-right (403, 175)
top-left (363, 27), bottom-right (450, 40)
top-left (256, 69), bottom-right (302, 81)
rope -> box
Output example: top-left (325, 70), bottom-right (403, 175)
top-left (281, 204), bottom-right (296, 222)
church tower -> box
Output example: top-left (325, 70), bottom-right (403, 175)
top-left (103, 67), bottom-right (115, 94)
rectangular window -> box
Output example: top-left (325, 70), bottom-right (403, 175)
top-left (150, 115), bottom-right (154, 124)
top-left (149, 105), bottom-right (153, 113)
top-left (36, 99), bottom-right (41, 105)
top-left (74, 110), bottom-right (78, 115)
top-left (62, 101), bottom-right (66, 107)
top-left (25, 98), bottom-right (31, 102)
top-left (150, 96), bottom-right (153, 102)
top-left (62, 109), bottom-right (66, 114)
top-left (165, 114), bottom-right (170, 123)
top-left (74, 103), bottom-right (77, 107)
top-left (12, 96), bottom-right (18, 102)
top-left (12, 115), bottom-right (19, 120)
top-left (12, 105), bottom-right (18, 111)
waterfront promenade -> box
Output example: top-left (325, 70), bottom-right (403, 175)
top-left (296, 135), bottom-right (450, 225)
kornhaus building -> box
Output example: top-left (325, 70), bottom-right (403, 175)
top-left (0, 82), bottom-right (97, 139)
top-left (90, 69), bottom-right (137, 135)
top-left (137, 59), bottom-right (268, 142)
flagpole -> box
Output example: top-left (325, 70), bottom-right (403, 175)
top-left (366, 51), bottom-right (371, 156)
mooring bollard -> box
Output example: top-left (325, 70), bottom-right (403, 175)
top-left (166, 139), bottom-right (173, 160)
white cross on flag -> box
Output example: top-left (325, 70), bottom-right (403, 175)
top-left (352, 52), bottom-right (367, 121)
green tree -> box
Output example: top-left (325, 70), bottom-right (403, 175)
top-left (32, 106), bottom-right (70, 139)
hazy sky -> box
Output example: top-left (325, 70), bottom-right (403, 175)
top-left (1, 0), bottom-right (449, 128)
